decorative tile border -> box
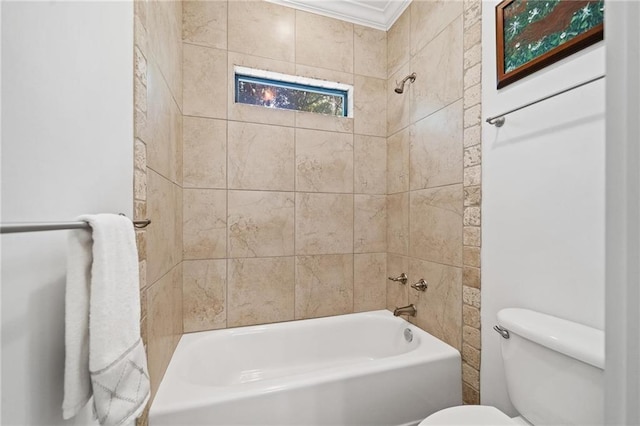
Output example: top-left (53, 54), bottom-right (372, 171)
top-left (461, 0), bottom-right (482, 405)
top-left (134, 4), bottom-right (149, 425)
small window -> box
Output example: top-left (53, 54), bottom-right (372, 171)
top-left (234, 66), bottom-right (352, 117)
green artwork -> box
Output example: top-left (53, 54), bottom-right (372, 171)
top-left (503, 0), bottom-right (604, 74)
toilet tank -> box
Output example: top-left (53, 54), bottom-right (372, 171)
top-left (497, 308), bottom-right (604, 425)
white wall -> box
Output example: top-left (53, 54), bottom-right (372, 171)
top-left (1, 2), bottom-right (133, 424)
top-left (480, 0), bottom-right (605, 415)
top-left (604, 1), bottom-right (640, 424)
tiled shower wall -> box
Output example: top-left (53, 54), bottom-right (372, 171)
top-left (133, 0), bottom-right (483, 416)
top-left (180, 0), bottom-right (389, 332)
top-left (133, 0), bottom-right (184, 410)
top-left (384, 0), bottom-right (482, 405)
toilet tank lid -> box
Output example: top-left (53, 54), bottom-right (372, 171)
top-left (497, 308), bottom-right (604, 369)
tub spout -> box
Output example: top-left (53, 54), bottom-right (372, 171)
top-left (393, 304), bottom-right (416, 317)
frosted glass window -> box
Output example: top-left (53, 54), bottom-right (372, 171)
top-left (235, 73), bottom-right (349, 117)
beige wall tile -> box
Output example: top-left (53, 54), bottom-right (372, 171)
top-left (463, 362), bottom-right (480, 389)
top-left (295, 11), bottom-right (354, 73)
top-left (464, 0), bottom-right (482, 29)
top-left (183, 116), bottom-right (226, 188)
top-left (410, 0), bottom-right (463, 56)
top-left (136, 230), bottom-right (147, 261)
top-left (174, 186), bottom-right (184, 263)
top-left (296, 129), bottom-right (354, 193)
top-left (463, 226), bottom-right (481, 247)
top-left (387, 63), bottom-right (412, 135)
top-left (148, 0), bottom-right (183, 108)
top-left (463, 164), bottom-right (481, 187)
top-left (295, 111), bottom-right (354, 134)
top-left (183, 44), bottom-right (227, 118)
top-left (354, 253), bottom-right (387, 312)
top-left (409, 185), bottom-right (463, 266)
top-left (229, 103), bottom-right (296, 128)
top-left (463, 266), bottom-right (481, 288)
top-left (354, 195), bottom-right (386, 253)
top-left (135, 0), bottom-right (147, 32)
top-left (228, 121), bottom-right (295, 191)
top-left (228, 1), bottom-right (295, 62)
top-left (183, 259), bottom-right (226, 332)
top-left (147, 63), bottom-right (182, 184)
top-left (410, 17), bottom-right (463, 123)
top-left (408, 258), bottom-right (462, 350)
top-left (228, 190), bottom-right (295, 258)
top-left (463, 304), bottom-right (480, 328)
top-left (387, 127), bottom-right (410, 194)
top-left (387, 192), bottom-right (409, 255)
top-left (410, 100), bottom-right (463, 190)
top-left (463, 324), bottom-right (481, 349)
top-left (354, 75), bottom-right (387, 137)
top-left (147, 264), bottom-right (182, 397)
top-left (464, 185), bottom-right (481, 207)
top-left (295, 254), bottom-right (354, 319)
top-left (387, 9), bottom-right (410, 78)
top-left (295, 64), bottom-right (354, 85)
top-left (354, 135), bottom-right (386, 194)
top-left (228, 257), bottom-right (295, 327)
top-left (296, 193), bottom-right (354, 255)
top-left (135, 138), bottom-right (146, 173)
top-left (183, 189), bottom-right (227, 259)
top-left (463, 382), bottom-right (480, 405)
top-left (464, 125), bottom-right (481, 148)
top-left (174, 263), bottom-right (184, 336)
top-left (462, 343), bottom-right (480, 370)
top-left (464, 21), bottom-right (482, 51)
top-left (386, 253), bottom-right (408, 311)
top-left (463, 145), bottom-right (482, 168)
top-left (147, 170), bottom-right (181, 284)
top-left (354, 25), bottom-right (386, 79)
top-left (134, 169), bottom-right (147, 202)
top-left (183, 0), bottom-right (227, 49)
top-left (463, 246), bottom-right (481, 267)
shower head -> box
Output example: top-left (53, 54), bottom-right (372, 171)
top-left (394, 72), bottom-right (416, 94)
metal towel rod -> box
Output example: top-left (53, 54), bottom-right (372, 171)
top-left (0, 218), bottom-right (151, 234)
top-left (486, 74), bottom-right (605, 127)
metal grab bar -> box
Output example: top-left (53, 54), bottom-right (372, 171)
top-left (0, 218), bottom-right (151, 234)
top-left (486, 74), bottom-right (605, 127)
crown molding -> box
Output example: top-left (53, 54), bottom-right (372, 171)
top-left (265, 0), bottom-right (411, 31)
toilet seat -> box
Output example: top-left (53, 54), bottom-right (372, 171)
top-left (418, 406), bottom-right (516, 425)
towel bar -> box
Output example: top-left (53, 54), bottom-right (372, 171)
top-left (0, 218), bottom-right (151, 234)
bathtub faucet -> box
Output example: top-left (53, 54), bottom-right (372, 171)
top-left (393, 304), bottom-right (416, 317)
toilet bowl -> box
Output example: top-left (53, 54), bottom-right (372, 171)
top-left (417, 308), bottom-right (604, 426)
top-left (417, 406), bottom-right (519, 425)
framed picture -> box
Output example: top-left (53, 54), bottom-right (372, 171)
top-left (495, 0), bottom-right (604, 88)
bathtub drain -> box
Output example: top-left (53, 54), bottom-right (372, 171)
top-left (404, 328), bottom-right (413, 343)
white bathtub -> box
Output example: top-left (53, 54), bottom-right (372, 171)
top-left (150, 310), bottom-right (461, 426)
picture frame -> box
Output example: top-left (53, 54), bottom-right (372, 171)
top-left (495, 0), bottom-right (604, 89)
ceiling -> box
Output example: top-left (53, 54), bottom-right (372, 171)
top-left (265, 0), bottom-right (411, 31)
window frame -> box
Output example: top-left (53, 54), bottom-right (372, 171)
top-left (233, 66), bottom-right (354, 118)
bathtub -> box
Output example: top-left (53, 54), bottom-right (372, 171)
top-left (149, 310), bottom-right (461, 426)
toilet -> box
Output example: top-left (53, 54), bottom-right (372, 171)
top-left (419, 308), bottom-right (605, 425)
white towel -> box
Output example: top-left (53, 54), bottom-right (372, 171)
top-left (63, 214), bottom-right (150, 425)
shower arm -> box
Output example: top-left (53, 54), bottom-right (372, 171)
top-left (395, 72), bottom-right (417, 94)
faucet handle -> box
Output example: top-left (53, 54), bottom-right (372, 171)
top-left (388, 273), bottom-right (408, 284)
top-left (411, 279), bottom-right (428, 291)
